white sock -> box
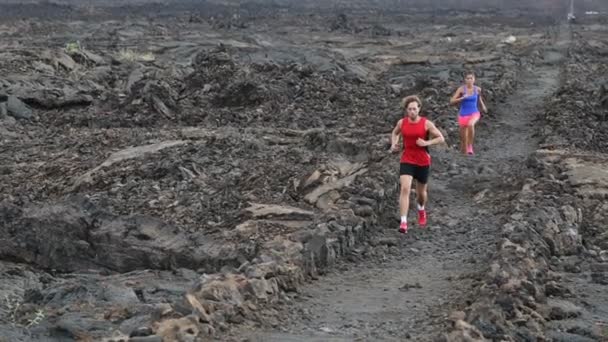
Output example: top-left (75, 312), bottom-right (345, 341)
top-left (400, 216), bottom-right (407, 223)
top-left (417, 204), bottom-right (425, 210)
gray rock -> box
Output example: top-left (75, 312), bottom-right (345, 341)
top-left (33, 61), bottom-right (55, 73)
top-left (102, 283), bottom-right (140, 304)
top-left (561, 205), bottom-right (581, 225)
top-left (129, 337), bottom-right (162, 342)
top-left (120, 316), bottom-right (153, 336)
top-left (126, 68), bottom-right (146, 93)
top-left (24, 89), bottom-right (93, 109)
top-left (0, 102), bottom-right (7, 119)
top-left (547, 331), bottom-right (596, 342)
top-left (0, 196), bottom-right (235, 273)
top-left (0, 324), bottom-right (31, 342)
top-left (556, 228), bottom-right (582, 256)
top-left (80, 50), bottom-right (106, 65)
top-left (53, 51), bottom-right (77, 71)
top-left (129, 326), bottom-right (154, 337)
top-left (1, 114), bottom-right (16, 126)
top-left (245, 261), bottom-right (278, 279)
top-left (245, 278), bottom-right (274, 301)
top-left (354, 205), bottom-right (374, 217)
top-left (389, 83), bottom-right (403, 94)
top-left (590, 263), bottom-right (608, 272)
top-left (6, 95), bottom-right (33, 120)
top-left (375, 237), bottom-right (398, 247)
top-left (591, 272), bottom-right (608, 285)
top-left (547, 299), bottom-right (582, 320)
top-left (55, 312), bottom-right (113, 338)
top-left (350, 196), bottom-right (377, 206)
top-left (545, 281), bottom-right (571, 297)
top-left (563, 261), bottom-right (581, 273)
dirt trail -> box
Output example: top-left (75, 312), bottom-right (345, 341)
top-left (239, 25), bottom-right (569, 342)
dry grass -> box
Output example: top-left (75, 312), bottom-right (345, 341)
top-left (116, 48), bottom-right (155, 62)
top-left (1, 294), bottom-right (45, 329)
top-left (65, 41), bottom-right (82, 54)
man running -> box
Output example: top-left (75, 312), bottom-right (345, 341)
top-left (390, 95), bottom-right (445, 234)
top-left (450, 72), bottom-right (487, 155)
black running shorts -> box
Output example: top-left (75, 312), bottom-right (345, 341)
top-left (400, 163), bottom-right (430, 184)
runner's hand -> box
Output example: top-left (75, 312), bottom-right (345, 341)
top-left (416, 138), bottom-right (428, 147)
top-left (390, 143), bottom-right (399, 153)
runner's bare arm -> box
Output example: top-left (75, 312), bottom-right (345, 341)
top-left (477, 87), bottom-right (488, 112)
top-left (417, 121), bottom-right (445, 147)
top-left (449, 87), bottom-right (465, 105)
top-left (390, 119), bottom-right (403, 151)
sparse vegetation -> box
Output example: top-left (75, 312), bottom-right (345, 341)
top-left (65, 41), bottom-right (82, 54)
top-left (597, 321), bottom-right (608, 338)
top-left (116, 49), bottom-right (155, 62)
top-left (2, 294), bottom-right (45, 330)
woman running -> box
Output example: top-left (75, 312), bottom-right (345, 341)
top-left (390, 95), bottom-right (445, 234)
top-left (450, 72), bottom-right (488, 155)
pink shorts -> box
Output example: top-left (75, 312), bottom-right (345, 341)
top-left (458, 112), bottom-right (480, 127)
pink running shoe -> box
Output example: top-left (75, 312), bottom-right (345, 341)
top-left (418, 209), bottom-right (427, 227)
top-left (399, 222), bottom-right (408, 234)
top-left (466, 144), bottom-right (474, 155)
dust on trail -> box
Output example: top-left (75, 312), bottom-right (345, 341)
top-left (239, 25), bottom-right (568, 342)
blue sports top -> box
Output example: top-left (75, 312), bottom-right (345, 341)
top-left (459, 86), bottom-right (479, 116)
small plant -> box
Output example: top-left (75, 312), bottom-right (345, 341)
top-left (2, 294), bottom-right (45, 329)
top-left (596, 321), bottom-right (608, 339)
top-left (65, 41), bottom-right (82, 54)
top-left (25, 309), bottom-right (45, 328)
top-left (3, 294), bottom-right (22, 324)
top-left (116, 49), bottom-right (155, 62)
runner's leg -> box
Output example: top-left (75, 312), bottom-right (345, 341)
top-left (399, 169), bottom-right (414, 233)
top-left (414, 166), bottom-right (429, 226)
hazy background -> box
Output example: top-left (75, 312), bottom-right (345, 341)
top-left (0, 0), bottom-right (606, 13)
top-left (0, 0), bottom-right (606, 22)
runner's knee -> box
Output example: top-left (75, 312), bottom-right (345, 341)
top-left (416, 183), bottom-right (427, 194)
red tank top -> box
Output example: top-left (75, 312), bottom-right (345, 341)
top-left (400, 117), bottom-right (431, 166)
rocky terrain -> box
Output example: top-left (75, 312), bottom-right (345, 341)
top-left (0, 1), bottom-right (607, 341)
